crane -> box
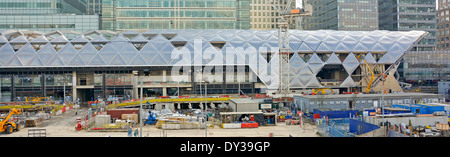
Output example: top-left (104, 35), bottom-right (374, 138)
top-left (270, 0), bottom-right (312, 96)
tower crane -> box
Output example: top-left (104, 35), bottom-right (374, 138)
top-left (269, 0), bottom-right (312, 96)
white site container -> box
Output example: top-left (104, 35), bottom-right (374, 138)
top-left (162, 124), bottom-right (181, 130)
top-left (222, 123), bottom-right (241, 129)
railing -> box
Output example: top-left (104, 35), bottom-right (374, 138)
top-left (28, 129), bottom-right (46, 137)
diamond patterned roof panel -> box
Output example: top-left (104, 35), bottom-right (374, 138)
top-left (308, 53), bottom-right (324, 64)
top-left (118, 42), bottom-right (139, 54)
top-left (352, 42), bottom-right (370, 52)
top-left (342, 53), bottom-right (360, 74)
top-left (131, 34), bottom-right (149, 43)
top-left (334, 42), bottom-right (351, 52)
top-left (58, 43), bottom-right (78, 64)
top-left (37, 43), bottom-right (57, 65)
top-left (6, 55), bottom-right (23, 66)
top-left (377, 53), bottom-right (394, 64)
top-left (129, 54), bottom-right (148, 65)
top-left (47, 55), bottom-right (65, 66)
top-left (303, 35), bottom-right (322, 50)
top-left (111, 34), bottom-right (130, 42)
top-left (10, 35), bottom-right (29, 44)
top-left (0, 43), bottom-right (15, 65)
top-left (289, 41), bottom-right (302, 52)
top-left (90, 35), bottom-right (109, 43)
top-left (315, 42), bottom-right (332, 52)
top-left (340, 76), bottom-right (357, 87)
top-left (77, 42), bottom-right (98, 64)
top-left (0, 29), bottom-right (427, 91)
top-left (88, 54), bottom-right (107, 65)
top-left (27, 55), bottom-right (44, 66)
top-left (299, 66), bottom-right (313, 85)
top-left (325, 53), bottom-right (342, 64)
top-left (297, 42), bottom-right (314, 52)
top-left (0, 35), bottom-right (8, 43)
top-left (68, 54), bottom-right (86, 66)
top-left (290, 76), bottom-right (304, 88)
top-left (305, 77), bottom-right (322, 87)
top-left (362, 52), bottom-right (377, 64)
top-left (30, 36), bottom-right (49, 44)
top-left (70, 35), bottom-right (89, 43)
top-left (0, 30), bottom-right (426, 73)
top-left (50, 35), bottom-right (69, 44)
top-left (109, 54), bottom-right (127, 65)
top-left (370, 42), bottom-right (387, 52)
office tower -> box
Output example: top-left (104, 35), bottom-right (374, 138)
top-left (379, 0), bottom-right (436, 51)
top-left (438, 0), bottom-right (450, 50)
top-left (0, 0), bottom-right (99, 38)
top-left (101, 0), bottom-right (251, 31)
top-left (379, 0), bottom-right (438, 84)
top-left (302, 0), bottom-right (379, 31)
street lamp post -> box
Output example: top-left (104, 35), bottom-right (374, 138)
top-left (204, 80), bottom-right (207, 137)
top-left (139, 69), bottom-right (150, 137)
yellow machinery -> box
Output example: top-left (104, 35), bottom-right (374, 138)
top-left (414, 86), bottom-right (422, 92)
top-left (312, 88), bottom-right (335, 95)
top-left (356, 54), bottom-right (375, 93)
top-left (363, 59), bottom-right (374, 93)
top-left (25, 97), bottom-right (52, 103)
top-left (0, 108), bottom-right (21, 134)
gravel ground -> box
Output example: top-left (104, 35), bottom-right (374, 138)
top-left (2, 107), bottom-right (319, 137)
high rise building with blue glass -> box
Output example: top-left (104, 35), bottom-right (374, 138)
top-left (0, 0), bottom-right (99, 38)
top-left (101, 0), bottom-right (250, 31)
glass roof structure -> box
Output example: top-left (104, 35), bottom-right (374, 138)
top-left (0, 29), bottom-right (426, 89)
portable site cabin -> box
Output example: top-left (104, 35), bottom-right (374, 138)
top-left (219, 111), bottom-right (277, 127)
top-left (294, 93), bottom-right (446, 115)
top-left (228, 98), bottom-right (260, 112)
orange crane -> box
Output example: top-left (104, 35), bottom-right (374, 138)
top-left (0, 108), bottom-right (21, 134)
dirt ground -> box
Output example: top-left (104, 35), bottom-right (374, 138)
top-left (2, 107), bottom-right (319, 137)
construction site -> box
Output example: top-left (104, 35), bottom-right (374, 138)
top-left (1, 0), bottom-right (449, 138)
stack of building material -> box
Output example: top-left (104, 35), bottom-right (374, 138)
top-left (25, 119), bottom-right (42, 127)
top-left (436, 123), bottom-right (449, 131)
top-left (107, 108), bottom-right (139, 120)
top-left (121, 114), bottom-right (138, 123)
top-left (94, 115), bottom-right (111, 128)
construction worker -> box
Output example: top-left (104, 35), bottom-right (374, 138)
top-left (134, 129), bottom-right (139, 137)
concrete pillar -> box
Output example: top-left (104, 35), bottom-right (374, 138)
top-left (162, 70), bottom-right (167, 82)
top-left (72, 71), bottom-right (77, 101)
top-left (163, 87), bottom-right (167, 96)
top-left (133, 76), bottom-right (138, 99)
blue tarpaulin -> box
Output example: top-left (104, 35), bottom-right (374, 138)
top-left (349, 119), bottom-right (380, 135)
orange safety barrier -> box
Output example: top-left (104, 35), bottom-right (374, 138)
top-left (241, 123), bottom-right (258, 128)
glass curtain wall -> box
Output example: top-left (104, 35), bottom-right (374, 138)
top-left (0, 71), bottom-right (73, 102)
top-left (101, 0), bottom-right (250, 31)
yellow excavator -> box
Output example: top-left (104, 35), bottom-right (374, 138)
top-left (0, 108), bottom-right (21, 134)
